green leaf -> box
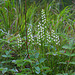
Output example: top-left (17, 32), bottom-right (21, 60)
top-left (24, 59), bottom-right (33, 64)
top-left (40, 58), bottom-right (46, 64)
top-left (45, 69), bottom-right (52, 73)
top-left (12, 59), bottom-right (24, 66)
top-left (22, 68), bottom-right (30, 72)
top-left (6, 51), bottom-right (10, 55)
top-left (9, 41), bottom-right (17, 45)
top-left (10, 36), bottom-right (17, 41)
top-left (70, 54), bottom-right (75, 56)
top-left (2, 55), bottom-right (11, 58)
top-left (35, 53), bottom-right (39, 58)
top-left (35, 66), bottom-right (40, 74)
top-left (58, 62), bottom-right (66, 64)
top-left (62, 45), bottom-right (71, 49)
top-left (69, 39), bottom-right (74, 47)
top-left (69, 62), bottom-right (75, 65)
top-left (16, 59), bottom-right (23, 63)
top-left (12, 60), bottom-right (16, 63)
top-left (63, 52), bottom-right (70, 56)
top-left (46, 52), bottom-right (52, 55)
top-left (2, 55), bottom-right (7, 57)
top-left (36, 62), bottom-right (39, 66)
top-left (2, 68), bottom-right (8, 74)
top-left (12, 59), bottom-right (24, 67)
top-left (0, 68), bottom-right (4, 71)
top-left (42, 72), bottom-right (47, 75)
top-left (1, 60), bottom-right (12, 63)
top-left (8, 69), bottom-right (17, 72)
top-left (46, 51), bottom-right (63, 56)
top-left (41, 66), bottom-right (50, 70)
top-left (72, 72), bottom-right (75, 75)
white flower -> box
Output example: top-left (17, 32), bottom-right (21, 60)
top-left (28, 27), bottom-right (34, 44)
top-left (53, 36), bottom-right (55, 38)
top-left (16, 69), bottom-right (18, 72)
top-left (16, 34), bottom-right (22, 48)
top-left (39, 43), bottom-right (41, 45)
top-left (52, 30), bottom-right (54, 32)
top-left (54, 39), bottom-right (56, 41)
top-left (52, 38), bottom-right (53, 40)
top-left (56, 43), bottom-right (58, 45)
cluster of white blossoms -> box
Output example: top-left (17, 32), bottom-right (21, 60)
top-left (46, 31), bottom-right (51, 43)
top-left (27, 9), bottom-right (60, 46)
top-left (16, 34), bottom-right (22, 48)
top-left (41, 9), bottom-right (46, 27)
top-left (41, 9), bottom-right (47, 40)
top-left (37, 9), bottom-right (47, 45)
top-left (36, 9), bottom-right (60, 46)
top-left (28, 27), bottom-right (34, 44)
top-left (37, 22), bottom-right (41, 45)
top-left (51, 30), bottom-right (60, 45)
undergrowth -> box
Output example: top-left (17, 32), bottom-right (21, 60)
top-left (0, 0), bottom-right (75, 75)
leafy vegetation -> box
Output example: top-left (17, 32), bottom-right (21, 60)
top-left (0, 0), bottom-right (75, 75)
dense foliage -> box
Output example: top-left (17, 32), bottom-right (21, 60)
top-left (0, 0), bottom-right (75, 75)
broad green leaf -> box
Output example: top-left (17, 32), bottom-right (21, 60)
top-left (24, 59), bottom-right (33, 64)
top-left (35, 66), bottom-right (40, 74)
top-left (62, 45), bottom-right (72, 49)
top-left (69, 62), bottom-right (75, 65)
top-left (35, 53), bottom-right (39, 58)
top-left (2, 68), bottom-right (8, 74)
top-left (12, 60), bottom-right (24, 67)
top-left (40, 58), bottom-right (46, 63)
top-left (2, 55), bottom-right (7, 57)
top-left (8, 69), bottom-right (17, 72)
top-left (36, 62), bottom-right (39, 66)
top-left (6, 51), bottom-right (10, 55)
top-left (15, 59), bottom-right (23, 63)
top-left (2, 55), bottom-right (11, 58)
top-left (1, 60), bottom-right (12, 63)
top-left (12, 59), bottom-right (23, 64)
top-left (41, 67), bottom-right (50, 70)
top-left (70, 54), bottom-right (75, 56)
